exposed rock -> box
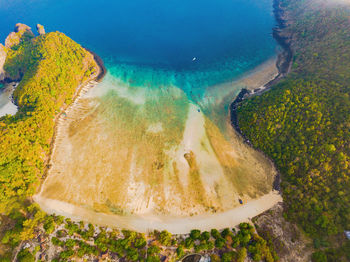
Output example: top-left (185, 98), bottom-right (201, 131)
top-left (5, 23), bottom-right (34, 48)
top-left (0, 44), bottom-right (6, 81)
top-left (36, 24), bottom-right (45, 35)
top-left (252, 203), bottom-right (313, 262)
top-left (14, 23), bottom-right (32, 33)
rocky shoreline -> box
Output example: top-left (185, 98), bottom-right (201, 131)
top-left (85, 48), bottom-right (106, 82)
top-left (229, 0), bottom-right (293, 192)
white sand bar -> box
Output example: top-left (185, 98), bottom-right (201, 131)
top-left (34, 191), bottom-right (282, 234)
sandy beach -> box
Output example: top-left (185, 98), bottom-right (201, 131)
top-left (34, 54), bottom-right (282, 234)
top-left (0, 83), bottom-right (18, 117)
top-left (34, 190), bottom-right (282, 234)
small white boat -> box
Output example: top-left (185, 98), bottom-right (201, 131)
top-left (192, 57), bottom-right (197, 61)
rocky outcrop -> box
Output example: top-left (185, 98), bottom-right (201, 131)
top-left (0, 44), bottom-right (6, 82)
top-left (253, 203), bottom-right (313, 262)
top-left (36, 24), bottom-right (45, 35)
top-left (5, 23), bottom-right (34, 48)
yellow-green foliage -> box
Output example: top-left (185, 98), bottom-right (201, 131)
top-left (5, 28), bottom-right (34, 50)
top-left (237, 0), bottom-right (350, 249)
top-left (0, 31), bottom-right (97, 210)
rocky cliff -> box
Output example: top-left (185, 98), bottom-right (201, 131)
top-left (4, 23), bottom-right (34, 49)
top-left (36, 24), bottom-right (45, 35)
top-left (1, 23), bottom-right (36, 82)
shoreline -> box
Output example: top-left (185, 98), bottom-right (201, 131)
top-left (84, 48), bottom-right (107, 82)
top-left (34, 190), bottom-right (282, 235)
top-left (38, 49), bottom-right (106, 188)
top-left (229, 0), bottom-right (293, 192)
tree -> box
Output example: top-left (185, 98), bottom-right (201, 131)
top-left (146, 255), bottom-right (160, 262)
top-left (126, 247), bottom-right (139, 261)
top-left (232, 236), bottom-right (240, 248)
top-left (221, 251), bottom-right (236, 262)
top-left (176, 246), bottom-right (184, 258)
top-left (312, 251), bottom-right (327, 262)
top-left (43, 217), bottom-right (55, 234)
top-left (210, 254), bottom-right (220, 262)
top-left (135, 237), bottom-right (147, 249)
top-left (17, 249), bottom-right (35, 262)
top-left (200, 231), bottom-right (210, 241)
top-left (158, 230), bottom-right (172, 246)
top-left (190, 229), bottom-right (201, 240)
top-left (221, 228), bottom-right (233, 238)
top-left (147, 245), bottom-right (160, 256)
top-left (184, 237), bottom-right (194, 249)
top-left (215, 237), bottom-right (226, 248)
top-left (194, 242), bottom-right (208, 252)
top-left (237, 247), bottom-right (247, 262)
top-left (59, 250), bottom-right (74, 259)
top-left (211, 229), bottom-right (221, 239)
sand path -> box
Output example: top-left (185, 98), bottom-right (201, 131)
top-left (34, 190), bottom-right (281, 234)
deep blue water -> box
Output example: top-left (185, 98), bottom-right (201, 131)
top-left (0, 0), bottom-right (276, 92)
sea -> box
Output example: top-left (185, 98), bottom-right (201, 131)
top-left (0, 0), bottom-right (276, 99)
top-left (1, 0), bottom-right (280, 219)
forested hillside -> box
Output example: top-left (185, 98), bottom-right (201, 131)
top-left (237, 0), bottom-right (350, 260)
top-left (0, 29), bottom-right (98, 211)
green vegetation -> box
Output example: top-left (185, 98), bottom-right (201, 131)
top-left (1, 213), bottom-right (278, 261)
top-left (0, 29), bottom-right (97, 211)
top-left (237, 0), bottom-right (350, 260)
top-left (0, 25), bottom-right (97, 260)
top-left (17, 249), bottom-right (35, 262)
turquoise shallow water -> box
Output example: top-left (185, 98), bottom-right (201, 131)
top-left (0, 0), bottom-right (276, 96)
top-left (14, 0), bottom-right (281, 218)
